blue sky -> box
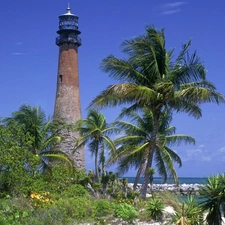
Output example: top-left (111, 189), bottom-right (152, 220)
top-left (1, 0), bottom-right (225, 178)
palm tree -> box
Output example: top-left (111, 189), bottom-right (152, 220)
top-left (89, 25), bottom-right (225, 199)
top-left (74, 109), bottom-right (118, 182)
top-left (199, 174), bottom-right (225, 225)
top-left (146, 167), bottom-right (156, 193)
top-left (4, 104), bottom-right (72, 175)
top-left (109, 108), bottom-right (195, 191)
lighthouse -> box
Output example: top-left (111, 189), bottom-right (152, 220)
top-left (54, 6), bottom-right (85, 170)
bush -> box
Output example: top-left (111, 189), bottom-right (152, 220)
top-left (114, 203), bottom-right (138, 223)
top-left (25, 206), bottom-right (68, 225)
top-left (146, 197), bottom-right (164, 221)
top-left (0, 122), bottom-right (40, 197)
top-left (0, 197), bottom-right (32, 225)
top-left (55, 196), bottom-right (94, 222)
top-left (156, 191), bottom-right (180, 212)
top-left (61, 184), bottom-right (88, 198)
top-left (94, 199), bottom-right (112, 217)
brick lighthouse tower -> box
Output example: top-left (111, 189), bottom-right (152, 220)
top-left (54, 6), bottom-right (85, 170)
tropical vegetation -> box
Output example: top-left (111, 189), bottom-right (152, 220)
top-left (1, 24), bottom-right (225, 224)
top-left (89, 25), bottom-right (225, 199)
top-left (74, 109), bottom-right (118, 182)
top-left (199, 174), bottom-right (225, 225)
top-left (1, 107), bottom-right (225, 224)
top-left (4, 104), bottom-right (73, 175)
top-left (108, 108), bottom-right (195, 191)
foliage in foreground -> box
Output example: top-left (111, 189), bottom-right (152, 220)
top-left (173, 196), bottom-right (204, 225)
top-left (0, 121), bottom-right (39, 197)
top-left (1, 174), bottom-right (225, 224)
top-left (199, 174), bottom-right (225, 225)
top-left (146, 197), bottom-right (165, 221)
top-left (114, 202), bottom-right (138, 224)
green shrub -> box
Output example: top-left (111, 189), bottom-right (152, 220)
top-left (26, 206), bottom-right (68, 225)
top-left (114, 203), bottom-right (138, 223)
top-left (173, 196), bottom-right (203, 225)
top-left (127, 190), bottom-right (140, 199)
top-left (61, 184), bottom-right (88, 197)
top-left (0, 197), bottom-right (31, 225)
top-left (156, 191), bottom-right (180, 212)
top-left (94, 199), bottom-right (112, 217)
top-left (146, 197), bottom-right (164, 221)
top-left (55, 196), bottom-right (94, 222)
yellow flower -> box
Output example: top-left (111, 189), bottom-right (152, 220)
top-left (30, 193), bottom-right (35, 198)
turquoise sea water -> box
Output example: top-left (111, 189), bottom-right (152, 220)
top-left (124, 177), bottom-right (207, 185)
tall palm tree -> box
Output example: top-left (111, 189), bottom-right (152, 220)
top-left (4, 104), bottom-right (72, 174)
top-left (89, 25), bottom-right (225, 199)
top-left (109, 108), bottom-right (195, 190)
top-left (74, 109), bottom-right (118, 182)
top-left (199, 174), bottom-right (225, 225)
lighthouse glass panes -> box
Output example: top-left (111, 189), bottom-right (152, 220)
top-left (56, 33), bottom-right (82, 46)
top-left (56, 8), bottom-right (81, 46)
top-left (58, 16), bottom-right (79, 31)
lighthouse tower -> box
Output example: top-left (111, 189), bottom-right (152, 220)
top-left (54, 6), bottom-right (85, 170)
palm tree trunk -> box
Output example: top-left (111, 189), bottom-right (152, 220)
top-left (95, 146), bottom-right (100, 183)
top-left (133, 161), bottom-right (145, 191)
top-left (150, 178), bottom-right (153, 193)
top-left (102, 183), bottom-right (108, 195)
top-left (139, 114), bottom-right (159, 200)
top-left (139, 150), bottom-right (154, 200)
top-left (124, 185), bottom-right (127, 198)
top-left (112, 181), bottom-right (115, 193)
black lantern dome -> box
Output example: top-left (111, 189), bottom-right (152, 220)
top-left (56, 7), bottom-right (81, 46)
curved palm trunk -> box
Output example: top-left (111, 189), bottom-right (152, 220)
top-left (101, 149), bottom-right (106, 176)
top-left (139, 150), bottom-right (154, 200)
top-left (95, 150), bottom-right (99, 182)
top-left (139, 114), bottom-right (159, 200)
top-left (150, 176), bottom-right (154, 193)
top-left (112, 180), bottom-right (115, 193)
top-left (133, 160), bottom-right (145, 191)
top-left (102, 182), bottom-right (108, 195)
top-left (95, 141), bottom-right (100, 183)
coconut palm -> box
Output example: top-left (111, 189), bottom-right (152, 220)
top-left (89, 25), bottom-right (225, 199)
top-left (109, 108), bottom-right (195, 191)
top-left (74, 109), bottom-right (118, 182)
top-left (199, 174), bottom-right (225, 225)
top-left (4, 104), bottom-right (72, 174)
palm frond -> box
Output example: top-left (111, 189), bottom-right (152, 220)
top-left (44, 153), bottom-right (73, 168)
top-left (100, 55), bottom-right (148, 84)
top-left (178, 81), bottom-right (225, 104)
top-left (165, 134), bottom-right (195, 146)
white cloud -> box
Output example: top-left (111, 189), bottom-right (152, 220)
top-left (180, 145), bottom-right (209, 162)
top-left (201, 156), bottom-right (211, 161)
top-left (162, 9), bottom-right (180, 15)
top-left (198, 144), bottom-right (205, 148)
top-left (164, 2), bottom-right (187, 8)
top-left (159, 1), bottom-right (187, 15)
top-left (219, 147), bottom-right (225, 152)
top-left (11, 52), bottom-right (27, 56)
top-left (15, 42), bottom-right (23, 45)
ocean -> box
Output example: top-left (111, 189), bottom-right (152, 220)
top-left (124, 177), bottom-right (207, 185)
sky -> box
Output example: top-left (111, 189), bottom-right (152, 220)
top-left (1, 0), bottom-right (225, 178)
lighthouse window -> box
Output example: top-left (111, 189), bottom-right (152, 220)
top-left (59, 74), bottom-right (63, 83)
